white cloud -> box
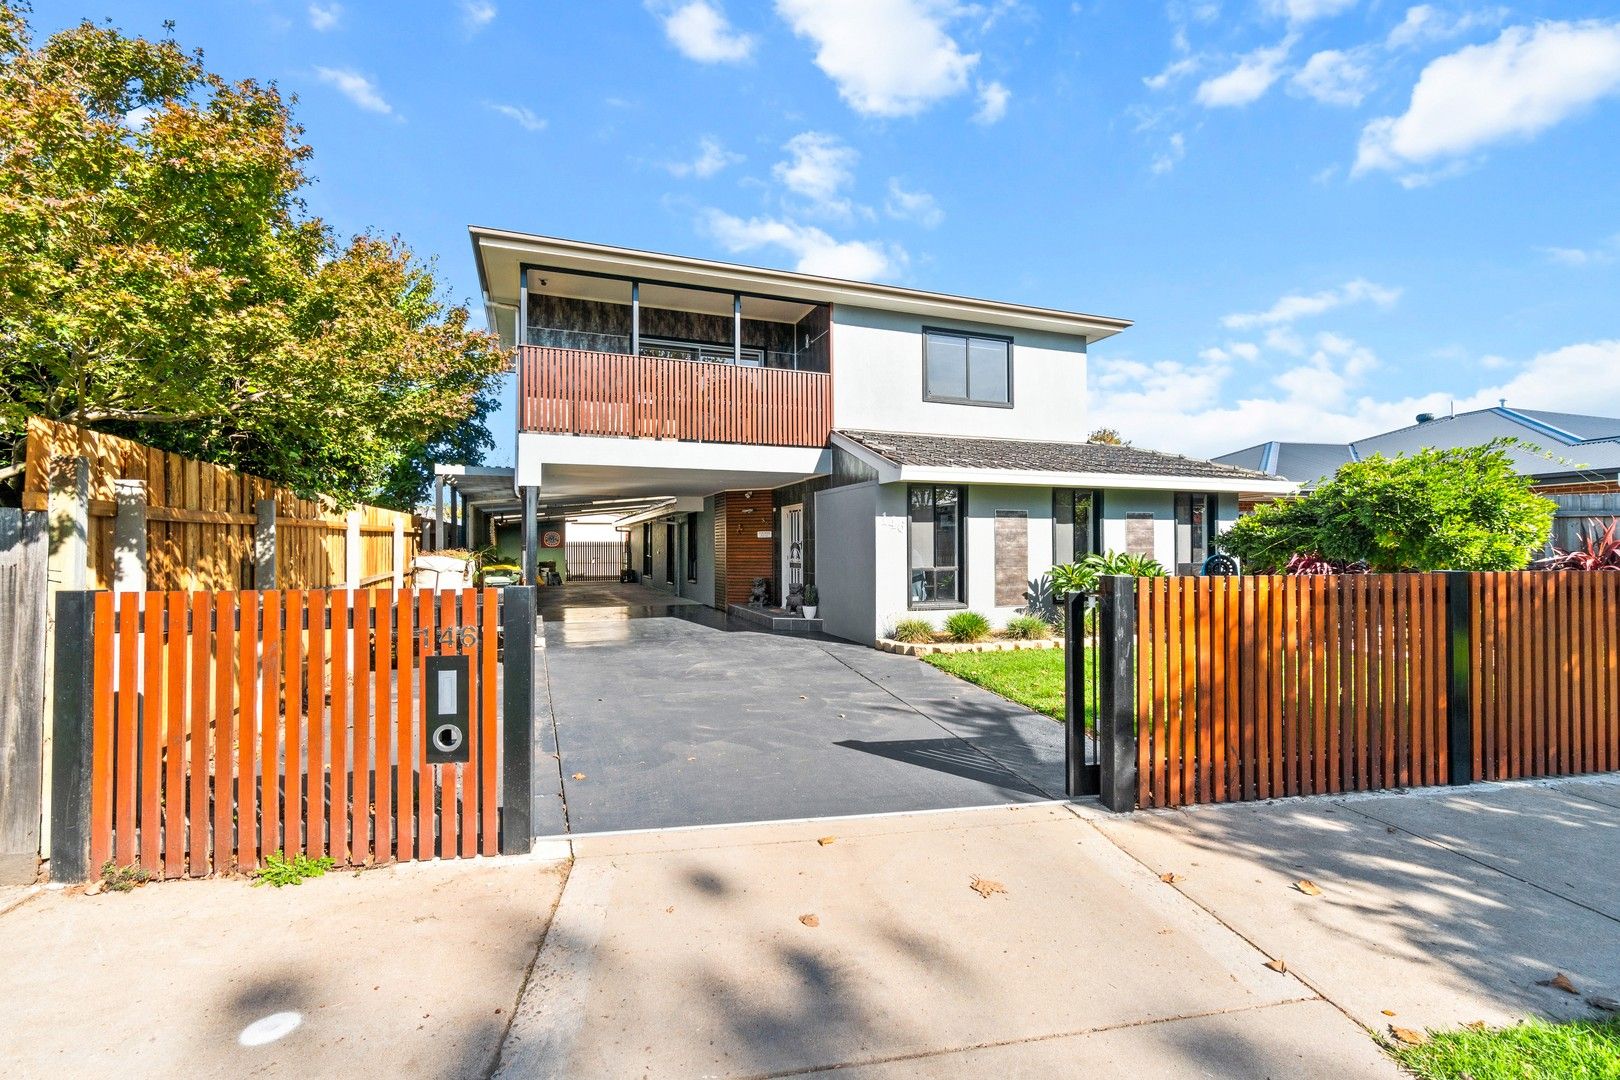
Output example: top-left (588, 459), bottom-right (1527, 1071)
top-left (666, 135), bottom-right (743, 178)
top-left (314, 67), bottom-right (393, 115)
top-left (1262, 0), bottom-right (1357, 25)
top-left (307, 3), bottom-right (342, 31)
top-left (973, 80), bottom-right (1010, 124)
top-left (486, 102), bottom-right (546, 132)
top-left (1540, 236), bottom-right (1620, 266)
top-left (1196, 37), bottom-right (1294, 107)
top-left (884, 179), bottom-right (943, 227)
top-left (1222, 278), bottom-right (1401, 329)
top-left (772, 131), bottom-right (859, 215)
top-left (460, 1), bottom-right (496, 32)
top-left (653, 1), bottom-right (755, 63)
top-left (1291, 48), bottom-right (1372, 106)
top-left (1228, 341), bottom-right (1261, 361)
top-left (1385, 4), bottom-right (1508, 50)
top-left (776, 0), bottom-right (978, 117)
top-left (1092, 338), bottom-right (1620, 460)
top-left (1151, 132), bottom-right (1186, 174)
top-left (1356, 21), bottom-right (1620, 177)
top-left (701, 210), bottom-right (903, 280)
top-left (1144, 56), bottom-right (1200, 91)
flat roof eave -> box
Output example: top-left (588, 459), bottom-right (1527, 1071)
top-left (471, 227), bottom-right (1132, 342)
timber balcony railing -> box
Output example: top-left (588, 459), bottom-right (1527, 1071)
top-left (516, 345), bottom-right (834, 449)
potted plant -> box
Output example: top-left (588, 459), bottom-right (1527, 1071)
top-left (803, 584), bottom-right (819, 620)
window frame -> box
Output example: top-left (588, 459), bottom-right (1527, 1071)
top-left (907, 484), bottom-right (968, 610)
top-left (1053, 488), bottom-right (1103, 565)
top-left (921, 327), bottom-right (1014, 408)
top-left (686, 511), bottom-right (700, 582)
top-left (1173, 492), bottom-right (1218, 572)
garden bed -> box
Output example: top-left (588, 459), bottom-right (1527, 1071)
top-left (876, 636), bottom-right (1061, 656)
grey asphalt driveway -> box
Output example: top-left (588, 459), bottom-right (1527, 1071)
top-left (533, 583), bottom-right (1065, 835)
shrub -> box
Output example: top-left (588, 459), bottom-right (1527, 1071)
top-left (1221, 440), bottom-right (1554, 572)
top-left (1003, 614), bottom-right (1050, 640)
top-left (1542, 521), bottom-right (1620, 571)
top-left (943, 610), bottom-right (992, 643)
top-left (804, 584), bottom-right (820, 605)
top-left (1050, 551), bottom-right (1169, 597)
top-left (99, 861), bottom-right (152, 893)
top-left (890, 618), bottom-right (935, 643)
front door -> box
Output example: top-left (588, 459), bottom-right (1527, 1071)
top-left (780, 503), bottom-right (804, 603)
top-left (665, 522), bottom-right (677, 587)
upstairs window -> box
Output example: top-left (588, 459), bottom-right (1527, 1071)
top-left (924, 329), bottom-right (1011, 406)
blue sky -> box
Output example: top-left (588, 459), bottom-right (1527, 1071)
top-left (29, 0), bottom-right (1620, 463)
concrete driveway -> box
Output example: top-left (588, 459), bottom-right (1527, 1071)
top-left (534, 583), bottom-right (1065, 835)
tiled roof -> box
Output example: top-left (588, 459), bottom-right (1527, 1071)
top-left (836, 430), bottom-right (1276, 481)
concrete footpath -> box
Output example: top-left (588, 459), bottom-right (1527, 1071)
top-left (496, 802), bottom-right (1397, 1079)
top-left (0, 856), bottom-right (567, 1077)
top-left (4, 778), bottom-right (1617, 1078)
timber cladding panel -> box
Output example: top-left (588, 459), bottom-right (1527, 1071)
top-left (993, 510), bottom-right (1028, 607)
top-left (713, 489), bottom-right (776, 608)
top-left (21, 417), bottom-right (417, 591)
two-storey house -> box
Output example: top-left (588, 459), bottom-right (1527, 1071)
top-left (470, 228), bottom-right (1290, 644)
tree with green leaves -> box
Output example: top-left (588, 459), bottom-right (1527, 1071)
top-left (0, 3), bottom-right (506, 506)
top-left (1219, 441), bottom-right (1555, 572)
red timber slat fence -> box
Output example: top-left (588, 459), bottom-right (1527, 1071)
top-left (47, 587), bottom-right (538, 881)
top-left (1067, 572), bottom-right (1620, 812)
top-left (516, 345), bottom-right (833, 449)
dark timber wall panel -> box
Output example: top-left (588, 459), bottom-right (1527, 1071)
top-left (713, 490), bottom-right (775, 609)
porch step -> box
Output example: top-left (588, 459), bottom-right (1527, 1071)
top-left (726, 604), bottom-right (823, 634)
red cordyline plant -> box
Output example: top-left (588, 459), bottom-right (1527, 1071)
top-left (1540, 521), bottom-right (1620, 571)
top-left (1285, 553), bottom-right (1372, 576)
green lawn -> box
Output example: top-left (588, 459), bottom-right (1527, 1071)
top-left (1390, 1018), bottom-right (1620, 1080)
top-left (921, 647), bottom-right (1091, 725)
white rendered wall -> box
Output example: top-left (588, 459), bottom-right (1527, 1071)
top-left (830, 305), bottom-right (1088, 441)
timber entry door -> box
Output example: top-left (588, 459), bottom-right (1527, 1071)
top-left (780, 504), bottom-right (804, 603)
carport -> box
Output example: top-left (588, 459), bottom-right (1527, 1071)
top-left (531, 586), bottom-right (1065, 836)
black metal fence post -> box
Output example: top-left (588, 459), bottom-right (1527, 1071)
top-left (1098, 575), bottom-right (1140, 811)
top-left (500, 586), bottom-right (536, 855)
top-left (1064, 590), bottom-right (1099, 797)
top-left (49, 590), bottom-right (96, 882)
top-left (1444, 572), bottom-right (1474, 786)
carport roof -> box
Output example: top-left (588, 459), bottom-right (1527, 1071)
top-left (433, 464), bottom-right (673, 522)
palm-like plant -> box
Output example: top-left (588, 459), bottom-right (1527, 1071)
top-left (1049, 551), bottom-right (1169, 596)
top-left (1542, 522), bottom-right (1620, 571)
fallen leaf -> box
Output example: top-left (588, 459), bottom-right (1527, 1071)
top-left (799, 913), bottom-right (819, 927)
top-left (969, 876), bottom-right (1007, 899)
top-left (1159, 872), bottom-right (1182, 884)
top-left (816, 836), bottom-right (836, 846)
top-left (1294, 879), bottom-right (1324, 897)
top-left (799, 694), bottom-right (807, 700)
top-left (571, 773), bottom-right (586, 781)
top-left (1389, 1026), bottom-right (1426, 1047)
top-left (1463, 1021), bottom-right (1488, 1032)
top-left (664, 906), bottom-right (674, 914)
top-left (84, 880), bottom-right (104, 897)
top-left (1264, 958), bottom-right (1288, 974)
top-left (1539, 972), bottom-right (1580, 995)
top-left (1588, 996), bottom-right (1620, 1013)
top-left (1381, 1010), bottom-right (1396, 1017)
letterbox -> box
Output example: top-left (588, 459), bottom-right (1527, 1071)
top-left (425, 654), bottom-right (471, 764)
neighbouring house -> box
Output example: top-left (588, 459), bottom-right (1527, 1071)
top-left (465, 229), bottom-right (1289, 644)
top-left (1215, 406), bottom-right (1620, 552)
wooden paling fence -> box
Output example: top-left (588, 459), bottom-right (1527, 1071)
top-left (49, 587), bottom-right (537, 880)
top-left (1071, 572), bottom-right (1620, 812)
top-left (23, 416), bottom-right (418, 591)
top-left (1470, 572), bottom-right (1620, 782)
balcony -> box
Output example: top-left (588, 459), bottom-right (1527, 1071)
top-left (517, 345), bottom-right (833, 449)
